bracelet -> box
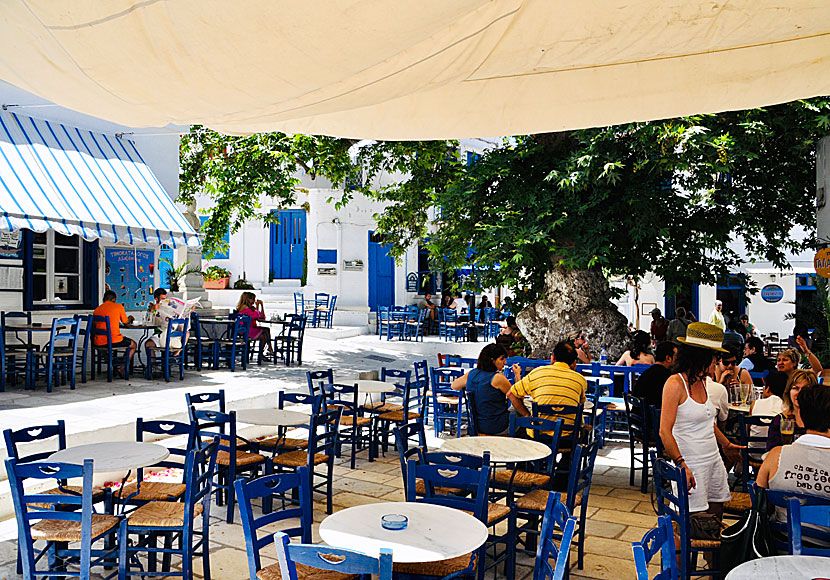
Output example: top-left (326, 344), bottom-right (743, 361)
top-left (674, 456), bottom-right (684, 466)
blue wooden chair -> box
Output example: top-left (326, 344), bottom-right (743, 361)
top-left (531, 401), bottom-right (585, 483)
top-left (306, 368), bottom-right (334, 396)
top-left (186, 389), bottom-right (226, 415)
top-left (441, 309), bottom-right (465, 342)
top-left (413, 359), bottom-right (430, 421)
top-left (235, 468), bottom-right (312, 580)
top-left (533, 491), bottom-right (578, 580)
top-left (185, 312), bottom-right (218, 371)
top-left (625, 393), bottom-right (650, 493)
top-left (190, 409), bottom-right (265, 524)
top-left (30, 317), bottom-right (81, 392)
top-left (324, 383), bottom-right (375, 468)
top-left (145, 317), bottom-right (189, 381)
top-left (564, 436), bottom-right (600, 572)
top-left (429, 366), bottom-right (468, 437)
top-left (275, 531), bottom-right (393, 580)
top-left (501, 415), bottom-right (563, 496)
top-left (293, 292), bottom-right (305, 316)
top-left (272, 407), bottom-right (342, 514)
top-left (445, 355), bottom-right (477, 368)
top-left (6, 457), bottom-right (120, 580)
top-left (736, 414), bottom-right (774, 492)
top-left (787, 498), bottom-right (830, 555)
top-left (216, 314), bottom-right (250, 371)
top-left (652, 453), bottom-right (720, 580)
top-left (117, 438), bottom-right (219, 580)
top-left (632, 515), bottom-right (678, 580)
top-left (404, 307), bottom-right (428, 341)
top-left (401, 457), bottom-right (490, 580)
top-left (74, 314), bottom-right (93, 383)
top-left (273, 314), bottom-right (306, 365)
top-left (254, 392), bottom-right (317, 456)
top-left (2, 311), bottom-right (36, 358)
top-left (375, 373), bottom-right (424, 457)
top-left (392, 423), bottom-right (427, 496)
top-left (90, 314), bottom-right (132, 382)
top-left (113, 418), bottom-right (197, 505)
top-left (316, 294), bottom-right (337, 328)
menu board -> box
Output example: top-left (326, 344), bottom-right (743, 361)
top-left (104, 248), bottom-right (154, 311)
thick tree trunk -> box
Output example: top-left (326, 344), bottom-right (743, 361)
top-left (516, 266), bottom-right (630, 360)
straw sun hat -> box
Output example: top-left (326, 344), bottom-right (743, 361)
top-left (676, 322), bottom-right (727, 352)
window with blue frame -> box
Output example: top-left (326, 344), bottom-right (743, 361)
top-left (716, 274), bottom-right (746, 318)
top-left (466, 151), bottom-right (481, 165)
top-left (199, 216), bottom-right (229, 259)
top-left (23, 230), bottom-right (98, 310)
top-left (796, 273), bottom-right (818, 318)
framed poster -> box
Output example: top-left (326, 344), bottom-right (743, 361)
top-left (0, 231), bottom-right (23, 261)
top-left (104, 248), bottom-right (154, 311)
top-left (641, 302), bottom-right (657, 316)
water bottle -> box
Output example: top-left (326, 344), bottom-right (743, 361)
top-left (600, 347), bottom-right (607, 364)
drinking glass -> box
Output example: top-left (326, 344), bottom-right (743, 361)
top-left (781, 418), bottom-right (795, 444)
top-left (740, 384), bottom-right (752, 405)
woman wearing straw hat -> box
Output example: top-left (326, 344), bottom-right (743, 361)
top-left (660, 322), bottom-right (743, 525)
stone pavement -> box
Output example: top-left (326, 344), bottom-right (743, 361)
top-left (0, 331), bottom-right (659, 579)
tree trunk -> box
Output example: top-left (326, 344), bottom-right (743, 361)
top-left (516, 266), bottom-right (630, 360)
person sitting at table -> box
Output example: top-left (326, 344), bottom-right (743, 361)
top-left (236, 291), bottom-right (274, 359)
top-left (145, 287), bottom-right (188, 353)
top-left (422, 292), bottom-right (438, 321)
top-left (450, 293), bottom-right (467, 318)
top-left (756, 383), bottom-right (830, 534)
top-left (708, 343), bottom-right (750, 432)
top-left (507, 341), bottom-right (587, 438)
top-left (765, 369), bottom-right (816, 451)
top-left (747, 370), bottom-right (786, 455)
top-left (738, 336), bottom-right (775, 378)
top-left (451, 343), bottom-right (511, 435)
top-left (495, 316), bottom-right (523, 356)
top-left (92, 289), bottom-right (136, 376)
top-left (569, 330), bottom-right (592, 364)
top-left (632, 340), bottom-right (677, 410)
top-left (616, 330), bottom-right (655, 366)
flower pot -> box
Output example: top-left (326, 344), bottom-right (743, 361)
top-left (203, 277), bottom-right (230, 289)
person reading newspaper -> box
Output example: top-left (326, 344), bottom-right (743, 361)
top-left (145, 288), bottom-right (198, 352)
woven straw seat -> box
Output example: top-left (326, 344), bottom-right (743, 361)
top-left (516, 488), bottom-right (583, 512)
top-left (257, 561), bottom-right (358, 580)
top-left (202, 436), bottom-right (249, 450)
top-left (749, 458), bottom-right (762, 469)
top-left (377, 410), bottom-right (421, 422)
top-left (216, 449), bottom-right (265, 467)
top-left (331, 416), bottom-right (372, 427)
top-left (689, 537), bottom-right (721, 549)
top-left (605, 403), bottom-right (619, 411)
top-left (113, 481), bottom-right (187, 502)
top-left (31, 514), bottom-right (119, 541)
top-left (127, 500), bottom-right (203, 527)
top-left (29, 485), bottom-right (107, 508)
top-left (486, 502), bottom-right (512, 524)
top-left (273, 450), bottom-right (329, 467)
top-left (725, 491), bottom-right (751, 512)
top-left (414, 479), bottom-right (465, 496)
top-left (256, 436), bottom-right (308, 450)
top-left (492, 469), bottom-right (550, 488)
top-left (393, 553), bottom-right (475, 576)
top-left (363, 402), bottom-right (402, 413)
top-left (436, 396), bottom-right (460, 405)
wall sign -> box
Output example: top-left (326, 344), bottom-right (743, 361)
top-left (406, 272), bottom-right (418, 293)
top-left (0, 231), bottom-right (22, 260)
top-left (816, 248), bottom-right (830, 278)
top-left (761, 284), bottom-right (784, 303)
top-left (105, 248), bottom-right (154, 311)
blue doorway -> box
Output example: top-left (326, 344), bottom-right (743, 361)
top-left (368, 231), bottom-right (394, 312)
top-left (270, 210), bottom-right (306, 279)
top-left (664, 284), bottom-right (699, 321)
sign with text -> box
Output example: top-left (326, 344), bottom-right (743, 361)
top-left (815, 248), bottom-right (830, 278)
top-left (760, 284), bottom-right (784, 303)
top-left (105, 248), bottom-right (154, 311)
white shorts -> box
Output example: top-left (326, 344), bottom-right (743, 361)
top-left (676, 453), bottom-right (732, 513)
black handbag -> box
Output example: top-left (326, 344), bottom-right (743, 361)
top-left (720, 487), bottom-right (775, 574)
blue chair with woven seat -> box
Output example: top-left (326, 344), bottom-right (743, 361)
top-left (216, 314), bottom-right (250, 371)
top-left (392, 423), bottom-right (427, 496)
top-left (234, 468), bottom-right (312, 580)
top-left (90, 314), bottom-right (132, 381)
top-left (316, 294), bottom-right (337, 328)
top-left (531, 401), bottom-right (585, 484)
top-left (74, 314), bottom-right (93, 383)
top-left (306, 368), bottom-right (334, 396)
top-left (736, 414), bottom-right (774, 492)
top-left (253, 392), bottom-right (319, 455)
top-left (117, 438), bottom-right (219, 580)
top-left (787, 498), bottom-right (830, 555)
top-left (533, 491), bottom-right (578, 580)
top-left (632, 515), bottom-right (678, 580)
top-left (29, 317), bottom-right (81, 392)
top-left (145, 317), bottom-right (189, 381)
top-left (324, 383), bottom-right (375, 468)
top-left (273, 314), bottom-right (306, 365)
top-left (429, 366), bottom-right (469, 437)
top-left (7, 457), bottom-right (120, 580)
top-left (3, 312), bottom-right (37, 385)
top-left (625, 393), bottom-right (650, 493)
top-left (275, 531), bottom-right (393, 580)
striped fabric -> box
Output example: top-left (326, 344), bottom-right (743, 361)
top-left (0, 110), bottom-right (199, 248)
top-left (510, 362), bottom-right (587, 430)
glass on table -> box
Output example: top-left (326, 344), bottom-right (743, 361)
top-left (780, 417), bottom-right (795, 445)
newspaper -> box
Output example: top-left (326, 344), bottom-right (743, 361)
top-left (155, 296), bottom-right (201, 321)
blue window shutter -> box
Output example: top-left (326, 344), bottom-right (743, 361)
top-left (317, 249), bottom-right (337, 264)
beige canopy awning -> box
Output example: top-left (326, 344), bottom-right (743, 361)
top-left (1, 1), bottom-right (829, 139)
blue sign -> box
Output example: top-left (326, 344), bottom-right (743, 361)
top-left (761, 284), bottom-right (784, 303)
top-left (105, 248), bottom-right (154, 311)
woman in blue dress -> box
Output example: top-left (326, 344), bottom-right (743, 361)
top-left (451, 343), bottom-right (512, 435)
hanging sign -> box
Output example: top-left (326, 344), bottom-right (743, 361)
top-left (406, 272), bottom-right (418, 293)
top-left (760, 284), bottom-right (784, 303)
top-left (105, 248), bottom-right (154, 311)
top-left (815, 248), bottom-right (830, 278)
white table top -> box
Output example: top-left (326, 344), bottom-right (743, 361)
top-left (729, 403), bottom-right (751, 413)
top-left (354, 379), bottom-right (399, 394)
top-left (440, 436), bottom-right (552, 463)
top-left (725, 555), bottom-right (828, 579)
top-left (49, 442), bottom-right (169, 472)
top-left (234, 408), bottom-right (309, 426)
top-left (318, 501), bottom-right (487, 563)
top-left (584, 376), bottom-right (614, 387)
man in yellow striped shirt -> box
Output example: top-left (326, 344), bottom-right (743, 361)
top-left (507, 341), bottom-right (588, 433)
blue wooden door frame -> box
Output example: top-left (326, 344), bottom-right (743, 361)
top-left (368, 231), bottom-right (394, 312)
top-left (664, 284), bottom-right (699, 321)
top-left (270, 210), bottom-right (306, 279)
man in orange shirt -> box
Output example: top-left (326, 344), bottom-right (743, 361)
top-left (93, 290), bottom-right (136, 375)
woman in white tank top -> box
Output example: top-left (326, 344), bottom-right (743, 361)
top-left (660, 323), bottom-right (743, 518)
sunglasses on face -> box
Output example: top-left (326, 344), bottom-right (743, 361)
top-left (721, 359), bottom-right (737, 366)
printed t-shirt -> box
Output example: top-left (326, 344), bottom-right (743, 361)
top-left (93, 301), bottom-right (128, 346)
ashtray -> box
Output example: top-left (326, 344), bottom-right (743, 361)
top-left (32, 322), bottom-right (42, 327)
top-left (381, 514), bottom-right (408, 530)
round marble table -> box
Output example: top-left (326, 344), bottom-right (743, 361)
top-left (354, 379), bottom-right (399, 394)
top-left (585, 376), bottom-right (614, 388)
top-left (440, 436), bottom-right (552, 463)
top-left (319, 501), bottom-right (487, 563)
top-left (725, 555), bottom-right (828, 579)
top-left (234, 408), bottom-right (309, 426)
top-left (49, 442), bottom-right (169, 472)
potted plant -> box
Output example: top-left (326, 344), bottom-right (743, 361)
top-left (203, 265), bottom-right (232, 289)
top-left (160, 258), bottom-right (203, 292)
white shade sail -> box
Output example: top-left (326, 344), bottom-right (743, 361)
top-left (0, 1), bottom-right (829, 140)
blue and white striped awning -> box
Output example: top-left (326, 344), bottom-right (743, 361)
top-left (0, 110), bottom-right (199, 248)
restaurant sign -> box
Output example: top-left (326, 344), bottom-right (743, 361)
top-left (815, 248), bottom-right (830, 278)
top-left (761, 284), bottom-right (784, 303)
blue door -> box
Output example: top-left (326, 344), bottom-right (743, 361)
top-left (270, 210), bottom-right (306, 279)
top-left (368, 231), bottom-right (394, 312)
top-left (158, 246), bottom-right (174, 290)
